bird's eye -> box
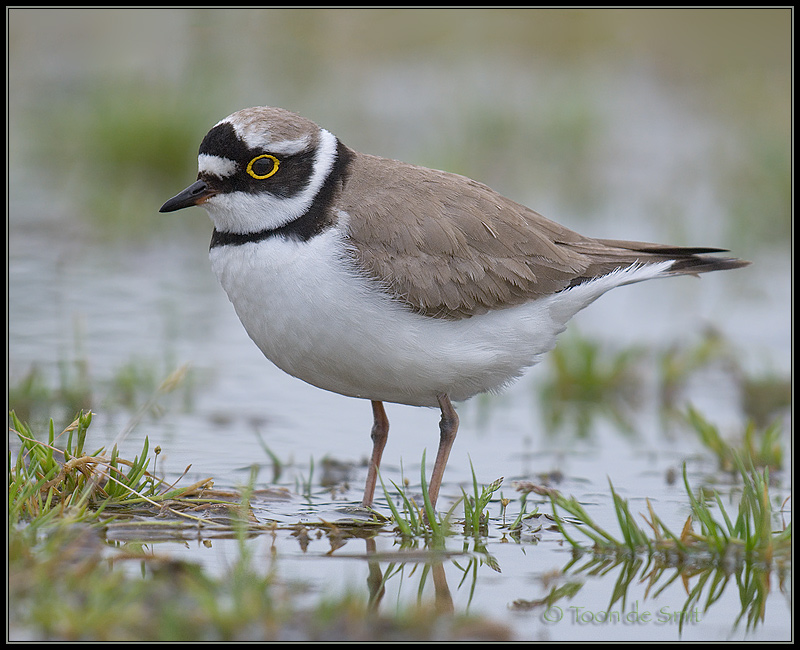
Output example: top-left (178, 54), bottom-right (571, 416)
top-left (246, 154), bottom-right (280, 180)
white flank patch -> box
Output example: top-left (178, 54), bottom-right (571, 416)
top-left (198, 153), bottom-right (237, 178)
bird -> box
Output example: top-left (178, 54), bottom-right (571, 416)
top-left (160, 106), bottom-right (748, 510)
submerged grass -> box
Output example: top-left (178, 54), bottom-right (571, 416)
top-left (379, 452), bottom-right (456, 540)
top-left (535, 329), bottom-right (791, 449)
top-left (538, 330), bottom-right (644, 438)
top-left (514, 459), bottom-right (789, 631)
top-left (685, 405), bottom-right (784, 472)
top-left (9, 334), bottom-right (197, 439)
top-left (378, 453), bottom-right (505, 542)
top-left (461, 459), bottom-right (504, 538)
top-left (518, 459), bottom-right (790, 568)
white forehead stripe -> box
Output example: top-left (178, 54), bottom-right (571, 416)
top-left (266, 136), bottom-right (312, 156)
top-left (223, 114), bottom-right (313, 155)
top-left (198, 153), bottom-right (237, 178)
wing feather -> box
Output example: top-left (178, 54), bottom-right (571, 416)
top-left (339, 152), bottom-right (747, 319)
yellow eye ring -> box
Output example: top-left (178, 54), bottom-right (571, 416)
top-left (246, 154), bottom-right (280, 180)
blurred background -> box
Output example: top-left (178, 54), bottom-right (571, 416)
top-left (9, 8), bottom-right (790, 243)
top-left (8, 7), bottom-right (791, 456)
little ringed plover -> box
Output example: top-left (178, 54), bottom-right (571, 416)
top-left (160, 106), bottom-right (748, 509)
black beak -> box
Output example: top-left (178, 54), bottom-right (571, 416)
top-left (159, 180), bottom-right (216, 213)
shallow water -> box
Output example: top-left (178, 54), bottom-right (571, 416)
top-left (9, 214), bottom-right (791, 641)
top-left (8, 8), bottom-right (791, 641)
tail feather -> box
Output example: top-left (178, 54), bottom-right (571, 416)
top-left (563, 238), bottom-right (750, 287)
top-left (664, 253), bottom-right (750, 276)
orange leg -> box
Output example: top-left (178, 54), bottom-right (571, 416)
top-left (427, 394), bottom-right (459, 508)
top-left (361, 400), bottom-right (389, 508)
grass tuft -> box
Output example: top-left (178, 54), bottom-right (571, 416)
top-left (8, 410), bottom-right (231, 532)
top-left (517, 460), bottom-right (789, 568)
top-left (461, 458), bottom-right (503, 538)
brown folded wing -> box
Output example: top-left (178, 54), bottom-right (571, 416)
top-left (341, 152), bottom-right (747, 320)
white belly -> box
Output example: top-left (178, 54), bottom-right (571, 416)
top-left (209, 227), bottom-right (669, 407)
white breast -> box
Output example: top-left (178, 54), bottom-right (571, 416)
top-left (209, 226), bottom-right (671, 407)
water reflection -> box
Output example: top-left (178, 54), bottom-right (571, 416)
top-left (319, 521), bottom-right (787, 637)
top-left (317, 523), bottom-right (788, 637)
top-left (185, 513), bottom-right (788, 637)
top-left (512, 549), bottom-right (789, 634)
top-left (362, 537), bottom-right (455, 615)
